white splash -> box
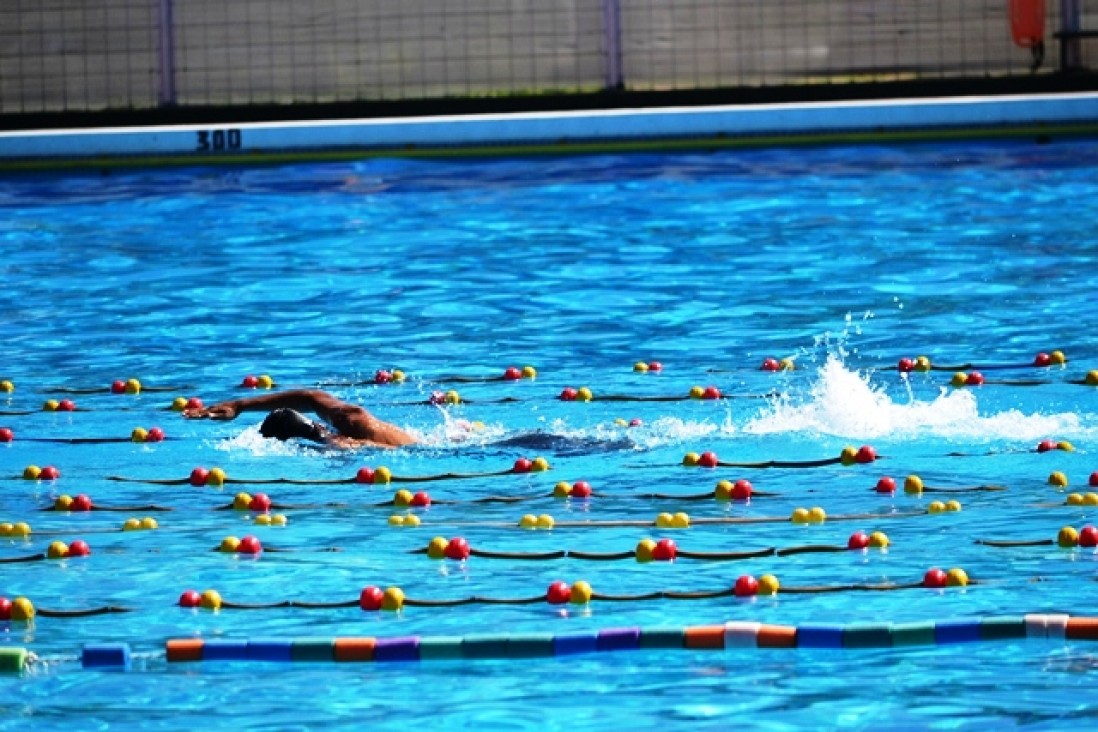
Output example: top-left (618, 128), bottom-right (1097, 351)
top-left (409, 413), bottom-right (727, 450)
top-left (620, 416), bottom-right (727, 449)
top-left (745, 355), bottom-right (1084, 441)
top-left (408, 406), bottom-right (510, 448)
top-left (213, 425), bottom-right (311, 455)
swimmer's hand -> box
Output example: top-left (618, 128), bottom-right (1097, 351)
top-left (183, 403), bottom-right (238, 420)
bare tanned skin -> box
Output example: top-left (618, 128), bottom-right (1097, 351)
top-left (183, 389), bottom-right (416, 449)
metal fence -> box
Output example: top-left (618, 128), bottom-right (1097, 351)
top-left (1, 0), bottom-right (1095, 115)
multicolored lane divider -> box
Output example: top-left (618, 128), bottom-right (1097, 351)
top-left (2, 613), bottom-right (1098, 673)
top-left (4, 352), bottom-right (1098, 675)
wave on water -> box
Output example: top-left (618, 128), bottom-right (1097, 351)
top-left (745, 355), bottom-right (1086, 442)
top-left (211, 355), bottom-right (1088, 454)
top-left (408, 413), bottom-right (510, 448)
top-left (411, 414), bottom-right (726, 452)
top-left (213, 425), bottom-right (314, 455)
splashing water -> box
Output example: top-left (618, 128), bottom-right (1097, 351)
top-left (614, 416), bottom-right (726, 449)
top-left (745, 355), bottom-right (1085, 442)
top-left (213, 355), bottom-right (1088, 454)
top-left (413, 414), bottom-right (724, 451)
top-left (410, 410), bottom-right (510, 447)
top-left (215, 425), bottom-right (314, 455)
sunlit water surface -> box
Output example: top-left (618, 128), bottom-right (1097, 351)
top-left (2, 140), bottom-right (1098, 730)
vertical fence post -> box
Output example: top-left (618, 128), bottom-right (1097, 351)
top-left (1060, 0), bottom-right (1082, 71)
top-left (602, 0), bottom-right (623, 90)
top-left (158, 0), bottom-right (176, 105)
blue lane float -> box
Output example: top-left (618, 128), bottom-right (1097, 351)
top-left (80, 643), bottom-right (132, 669)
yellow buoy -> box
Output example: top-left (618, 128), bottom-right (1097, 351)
top-left (427, 536), bottom-right (448, 559)
top-left (200, 589), bottom-right (222, 610)
top-left (569, 580), bottom-right (593, 605)
top-left (380, 587), bottom-right (405, 612)
top-left (10, 597), bottom-right (35, 621)
top-left (757, 574), bottom-right (781, 595)
top-left (1058, 526), bottom-right (1079, 547)
top-left (946, 568), bottom-right (969, 587)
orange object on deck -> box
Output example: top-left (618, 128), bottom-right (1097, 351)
top-left (1010, 0), bottom-right (1046, 47)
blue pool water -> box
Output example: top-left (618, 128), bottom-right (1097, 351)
top-left (2, 140), bottom-right (1098, 730)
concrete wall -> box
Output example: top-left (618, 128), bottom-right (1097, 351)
top-left (0, 1), bottom-right (160, 112)
top-left (621, 1), bottom-right (1050, 89)
top-left (0, 0), bottom-right (1091, 114)
top-left (171, 0), bottom-right (605, 106)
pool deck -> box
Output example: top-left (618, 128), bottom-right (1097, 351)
top-left (1, 92), bottom-right (1097, 169)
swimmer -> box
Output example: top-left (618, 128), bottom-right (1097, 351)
top-left (183, 389), bottom-right (416, 449)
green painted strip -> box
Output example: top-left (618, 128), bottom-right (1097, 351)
top-left (2, 123), bottom-right (1096, 173)
top-left (843, 622), bottom-right (893, 648)
top-left (890, 621), bottom-right (937, 647)
top-left (506, 633), bottom-right (556, 658)
top-left (638, 627), bottom-right (686, 649)
top-left (0, 647), bottom-right (28, 673)
top-left (980, 616), bottom-right (1027, 641)
top-left (417, 636), bottom-right (464, 660)
top-left (461, 633), bottom-right (511, 659)
top-left (290, 638), bottom-right (335, 662)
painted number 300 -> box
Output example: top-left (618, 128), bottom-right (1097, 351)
top-left (196, 129), bottom-right (243, 152)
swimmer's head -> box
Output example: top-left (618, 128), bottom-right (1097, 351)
top-left (260, 408), bottom-right (330, 443)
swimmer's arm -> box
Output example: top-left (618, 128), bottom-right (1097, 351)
top-left (184, 389), bottom-right (354, 421)
top-left (356, 418), bottom-right (417, 447)
top-left (184, 389), bottom-right (416, 447)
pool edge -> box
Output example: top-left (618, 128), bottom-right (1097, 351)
top-left (1, 92), bottom-right (1097, 171)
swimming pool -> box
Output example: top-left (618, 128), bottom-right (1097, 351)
top-left (2, 139), bottom-right (1098, 730)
